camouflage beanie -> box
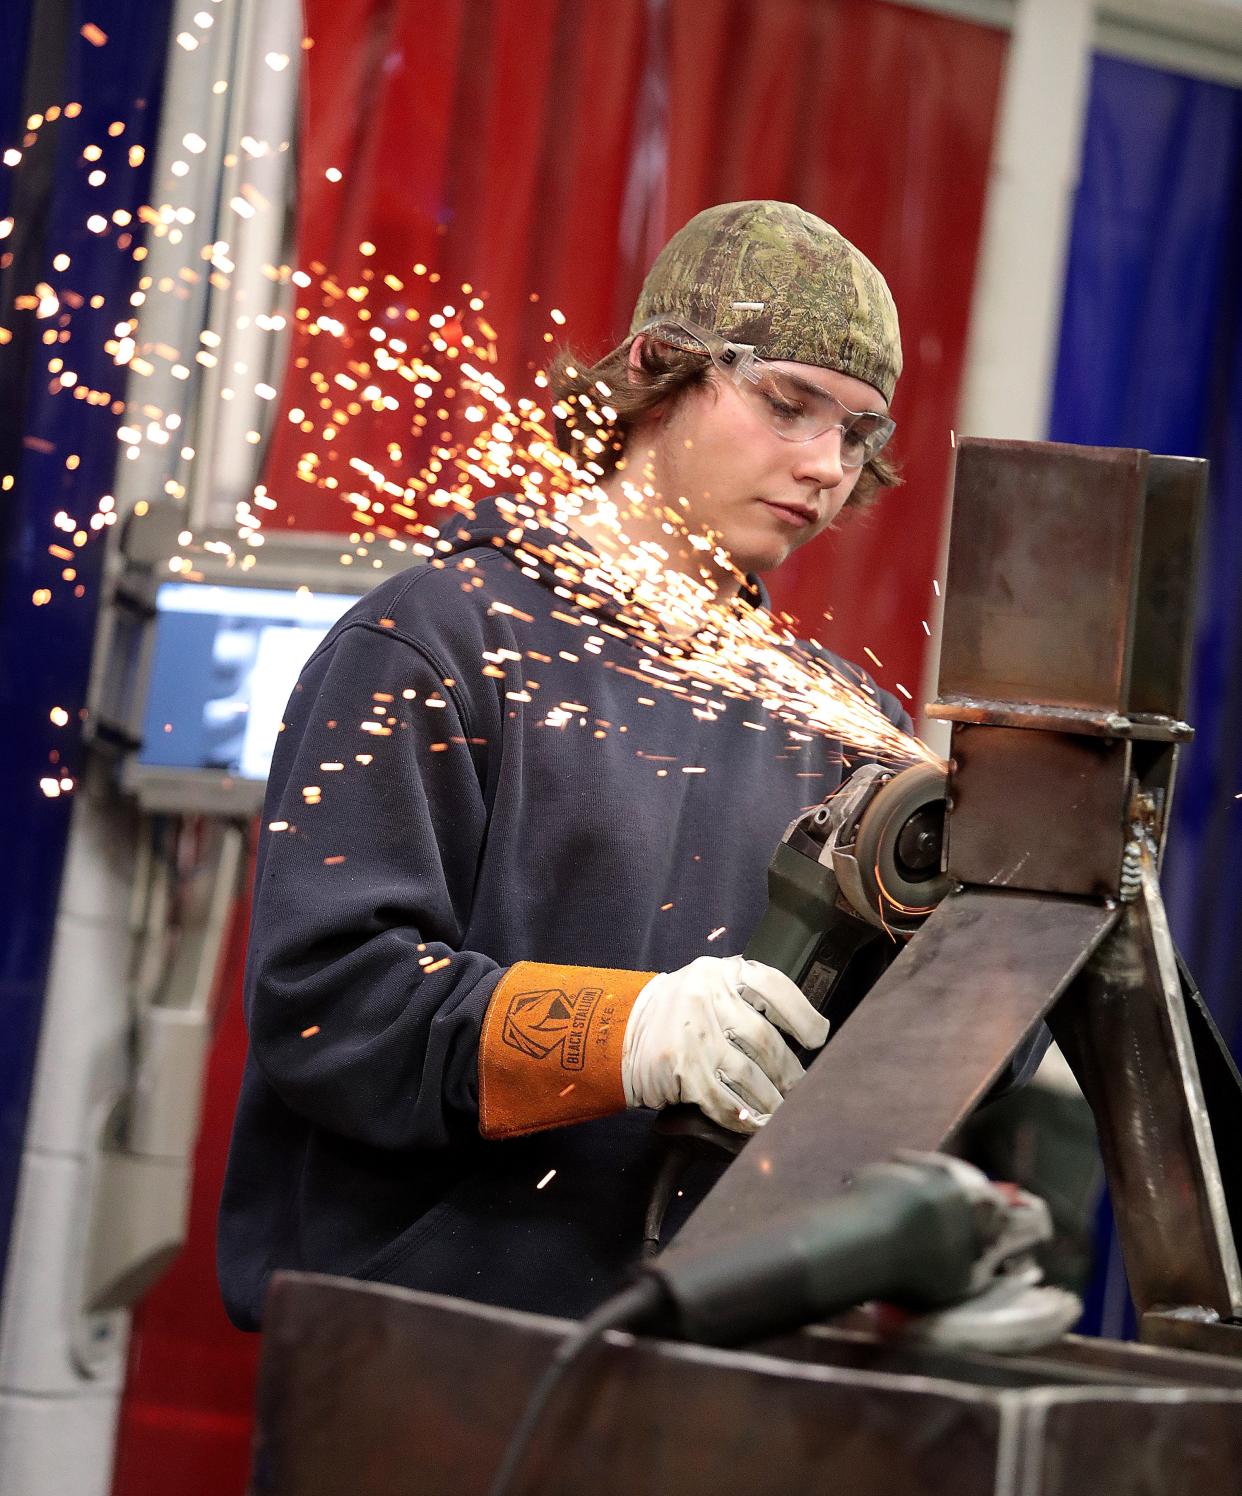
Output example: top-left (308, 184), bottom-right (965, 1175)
top-left (630, 200), bottom-right (902, 402)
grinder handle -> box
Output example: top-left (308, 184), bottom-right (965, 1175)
top-left (655, 843), bottom-right (860, 1158)
top-left (743, 841), bottom-right (843, 982)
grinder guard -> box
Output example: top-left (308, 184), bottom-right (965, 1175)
top-left (747, 760), bottom-right (951, 1033)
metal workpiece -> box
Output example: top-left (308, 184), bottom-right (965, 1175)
top-left (940, 439), bottom-right (1149, 712)
top-left (1049, 852), bottom-right (1242, 1323)
top-left (937, 439), bottom-right (1206, 721)
top-left (926, 696), bottom-right (1195, 742)
top-left (668, 439), bottom-right (1237, 1363)
top-left (945, 722), bottom-right (1132, 898)
top-left (940, 706), bottom-right (1187, 903)
top-left (1141, 1308), bottom-right (1242, 1359)
top-left (1126, 454), bottom-right (1208, 722)
top-left (253, 1274), bottom-right (1242, 1496)
top-left (1180, 961), bottom-right (1242, 1259)
top-left (672, 888), bottom-right (1117, 1252)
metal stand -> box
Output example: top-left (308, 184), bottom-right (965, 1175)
top-left (1052, 856), bottom-right (1242, 1352)
top-left (669, 437), bottom-right (1242, 1355)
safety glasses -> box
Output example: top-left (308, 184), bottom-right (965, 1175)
top-left (636, 316), bottom-right (895, 469)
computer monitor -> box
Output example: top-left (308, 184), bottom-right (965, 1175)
top-left (136, 581), bottom-right (356, 785)
top-left (90, 518), bottom-right (407, 816)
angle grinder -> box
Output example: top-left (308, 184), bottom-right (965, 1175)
top-left (747, 758), bottom-right (951, 1009)
top-left (649, 760), bottom-right (952, 1223)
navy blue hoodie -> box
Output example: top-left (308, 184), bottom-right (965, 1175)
top-left (217, 496), bottom-right (913, 1329)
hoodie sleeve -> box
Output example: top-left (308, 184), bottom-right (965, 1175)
top-left (244, 620), bottom-right (503, 1151)
top-left (245, 619), bottom-right (645, 1151)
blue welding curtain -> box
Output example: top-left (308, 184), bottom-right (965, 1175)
top-left (1048, 52), bottom-right (1242, 1337)
top-left (0, 0), bottom-right (173, 1290)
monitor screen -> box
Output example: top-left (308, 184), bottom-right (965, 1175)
top-left (137, 582), bottom-right (357, 781)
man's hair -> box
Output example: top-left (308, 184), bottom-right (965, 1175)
top-left (549, 335), bottom-right (901, 511)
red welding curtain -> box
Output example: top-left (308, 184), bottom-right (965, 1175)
top-left (266, 0), bottom-right (1004, 696)
top-left (113, 10), bottom-right (1003, 1491)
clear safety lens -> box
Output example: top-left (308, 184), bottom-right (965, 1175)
top-left (738, 366), bottom-right (895, 468)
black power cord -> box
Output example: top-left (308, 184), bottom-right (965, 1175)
top-left (486, 1277), bottom-right (665, 1496)
top-left (488, 1155), bottom-right (1020, 1492)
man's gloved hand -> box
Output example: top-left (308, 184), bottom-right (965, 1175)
top-left (621, 954), bottom-right (830, 1134)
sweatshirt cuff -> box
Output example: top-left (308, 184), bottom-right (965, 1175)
top-left (478, 961), bottom-right (653, 1140)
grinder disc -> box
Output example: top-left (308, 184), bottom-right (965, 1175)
top-left (852, 761), bottom-right (951, 929)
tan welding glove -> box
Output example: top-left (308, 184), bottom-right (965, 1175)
top-left (478, 955), bottom-right (827, 1140)
top-left (621, 956), bottom-right (830, 1134)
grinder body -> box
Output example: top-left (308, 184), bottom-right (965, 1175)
top-left (654, 761), bottom-right (950, 1157)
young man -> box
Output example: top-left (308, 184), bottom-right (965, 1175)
top-left (218, 200), bottom-right (912, 1330)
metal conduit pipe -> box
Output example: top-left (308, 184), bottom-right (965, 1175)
top-left (0, 5), bottom-right (299, 1494)
top-left (110, 0), bottom-right (245, 525)
top-left (185, 0), bottom-right (301, 535)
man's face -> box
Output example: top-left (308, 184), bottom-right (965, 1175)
top-left (631, 355), bottom-right (888, 578)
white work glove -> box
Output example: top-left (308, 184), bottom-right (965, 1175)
top-left (621, 955), bottom-right (830, 1135)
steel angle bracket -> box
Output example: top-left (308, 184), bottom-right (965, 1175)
top-left (1051, 850), bottom-right (1242, 1329)
top-left (669, 888), bottom-right (1118, 1253)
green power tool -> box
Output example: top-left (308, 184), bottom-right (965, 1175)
top-left (648, 760), bottom-right (952, 1215)
top-left (746, 758), bottom-right (951, 1018)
